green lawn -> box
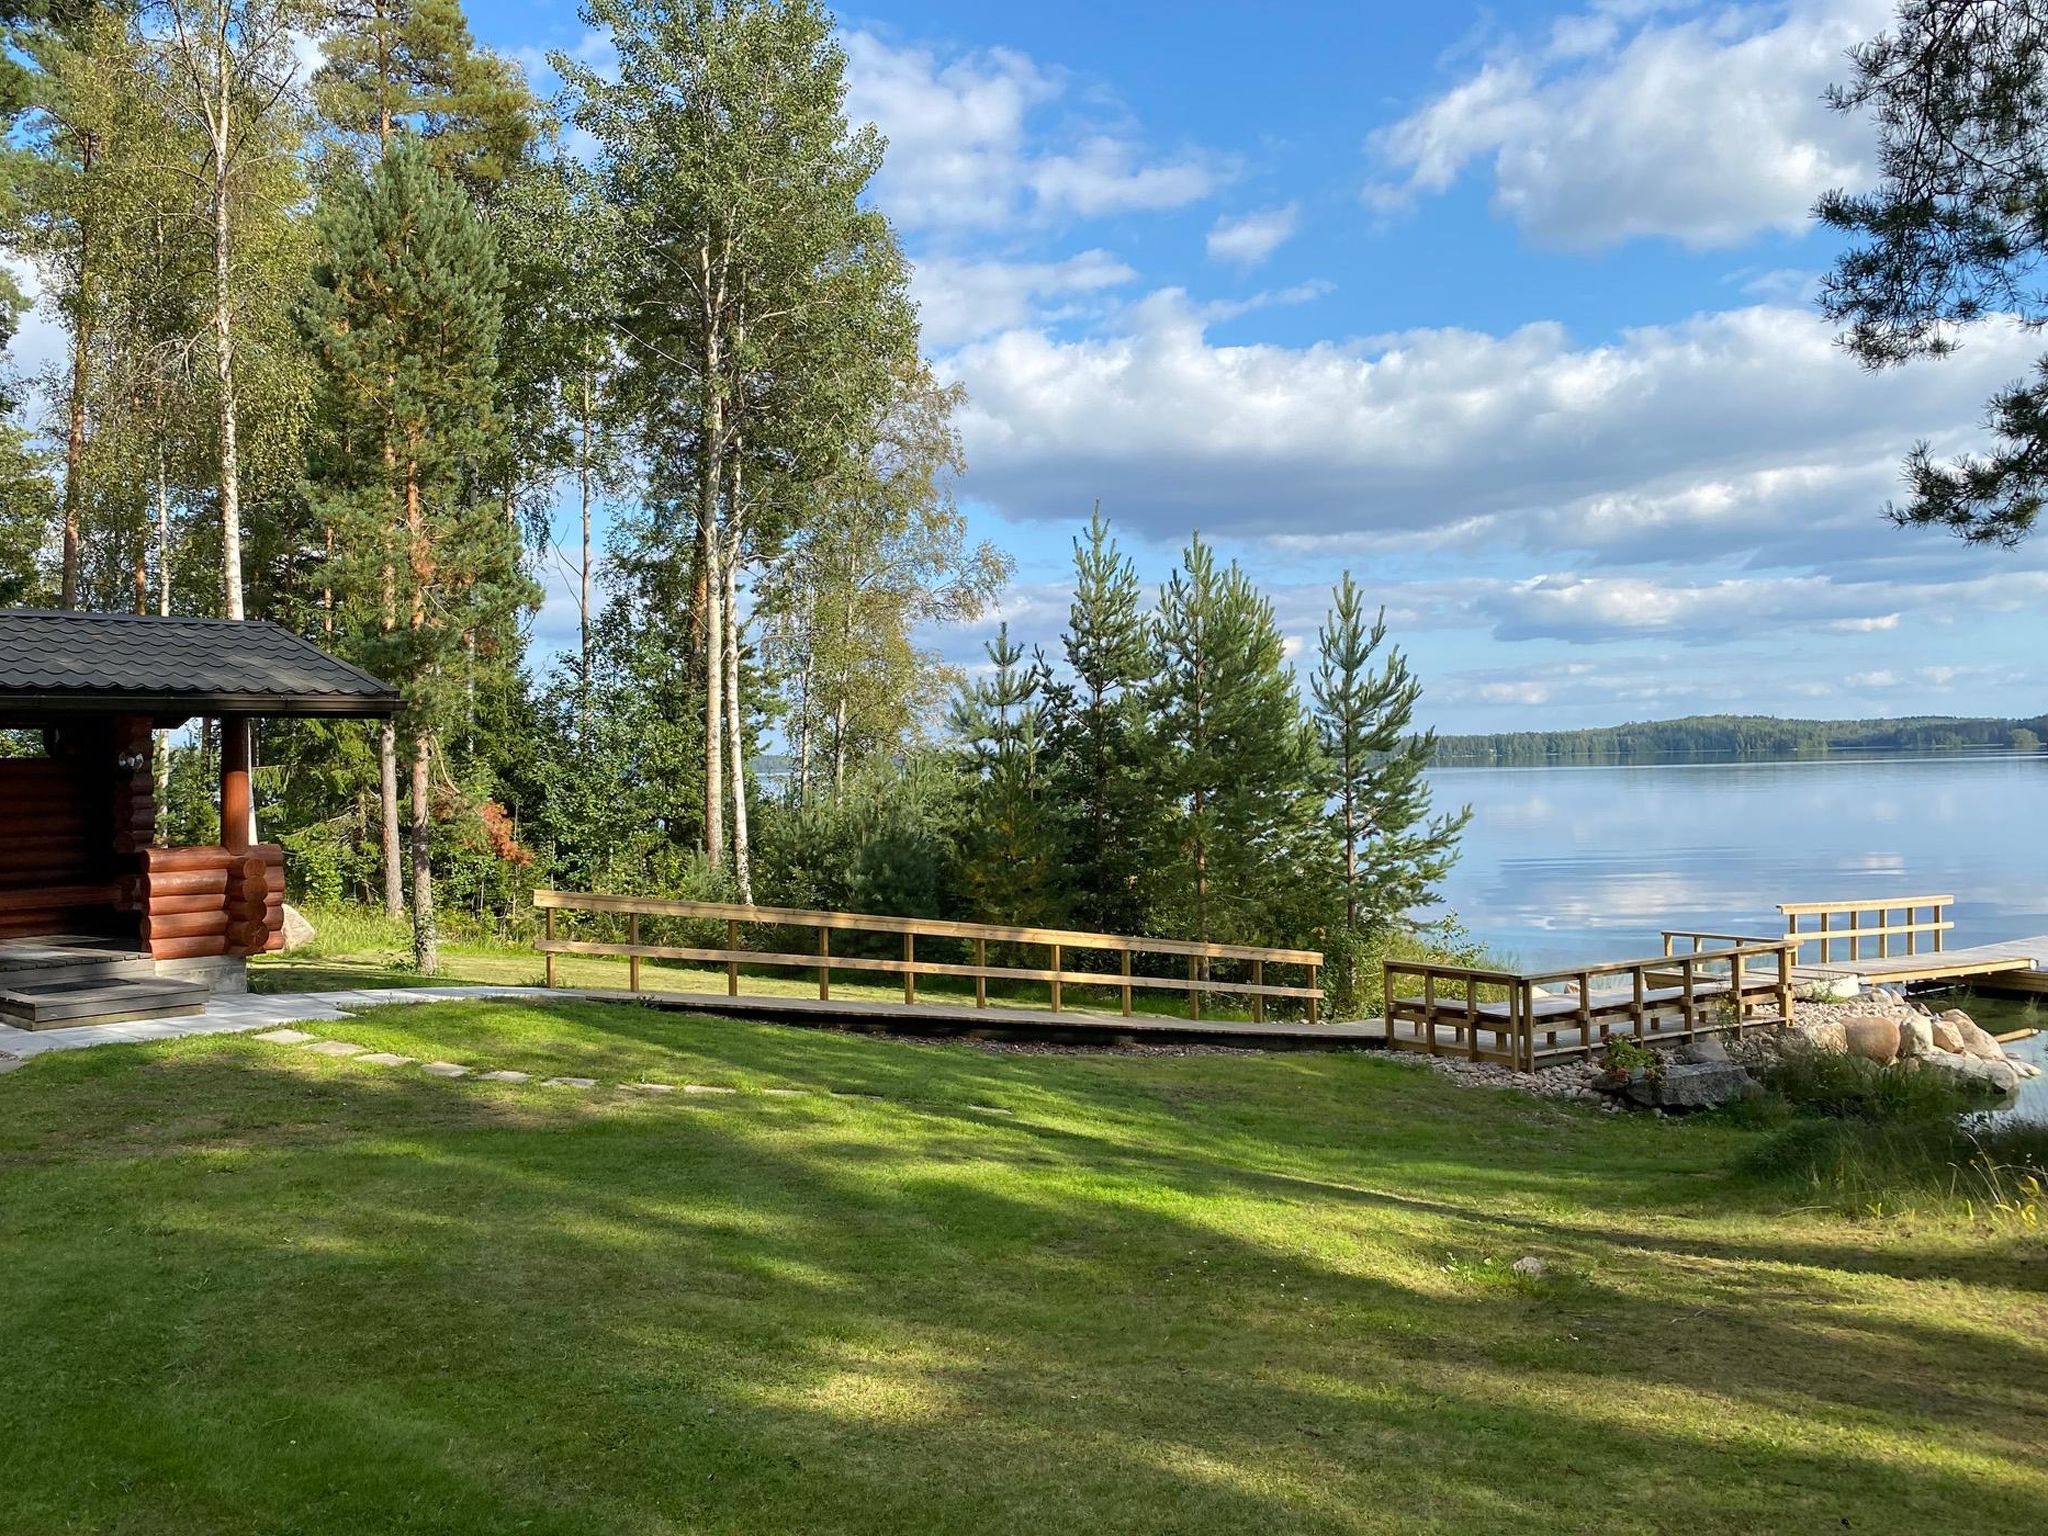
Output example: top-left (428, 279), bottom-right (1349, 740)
top-left (2, 998), bottom-right (2044, 1533)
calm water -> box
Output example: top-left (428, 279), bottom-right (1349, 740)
top-left (1426, 752), bottom-right (2048, 1118)
top-left (1426, 752), bottom-right (2048, 970)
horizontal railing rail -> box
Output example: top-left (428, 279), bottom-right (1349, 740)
top-left (534, 892), bottom-right (1322, 1024)
top-left (1778, 895), bottom-right (1952, 966)
top-left (1385, 936), bottom-right (1796, 1071)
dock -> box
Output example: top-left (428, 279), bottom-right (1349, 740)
top-left (1779, 895), bottom-right (2048, 992)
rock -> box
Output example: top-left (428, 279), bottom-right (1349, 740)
top-left (0, 1051), bottom-right (22, 1075)
top-left (1917, 1048), bottom-right (2019, 1096)
top-left (279, 903), bottom-right (317, 952)
top-left (1897, 1011), bottom-right (1934, 1059)
top-left (1841, 1015), bottom-right (1902, 1064)
top-left (1932, 1010), bottom-right (1971, 1054)
top-left (1510, 1256), bottom-right (1548, 1279)
top-left (419, 1061), bottom-right (471, 1078)
top-left (1953, 1015), bottom-right (2009, 1063)
top-left (2015, 1061), bottom-right (2041, 1079)
top-left (1679, 1036), bottom-right (1730, 1064)
top-left (1654, 1061), bottom-right (1758, 1110)
top-left (1795, 1018), bottom-right (1848, 1053)
top-left (1796, 976), bottom-right (1862, 1004)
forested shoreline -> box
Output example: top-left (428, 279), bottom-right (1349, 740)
top-left (1434, 712), bottom-right (2048, 765)
top-left (0, 0), bottom-right (1464, 1008)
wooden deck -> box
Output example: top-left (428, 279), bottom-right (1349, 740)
top-left (1794, 935), bottom-right (2048, 990)
top-left (564, 986), bottom-right (1384, 1050)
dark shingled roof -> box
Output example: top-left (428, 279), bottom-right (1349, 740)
top-left (0, 609), bottom-right (401, 719)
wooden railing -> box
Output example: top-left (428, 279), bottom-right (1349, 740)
top-left (1778, 895), bottom-right (1951, 967)
top-left (1385, 935), bottom-right (1796, 1071)
top-left (533, 892), bottom-right (1323, 1023)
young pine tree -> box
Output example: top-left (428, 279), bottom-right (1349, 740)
top-left (949, 624), bottom-right (1062, 927)
top-left (1312, 573), bottom-right (1469, 1010)
top-left (302, 134), bottom-right (530, 974)
top-left (1148, 535), bottom-right (1323, 946)
top-left (1046, 506), bottom-right (1155, 934)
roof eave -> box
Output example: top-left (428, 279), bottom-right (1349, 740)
top-left (0, 692), bottom-right (401, 720)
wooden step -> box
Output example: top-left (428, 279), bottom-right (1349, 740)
top-left (0, 975), bottom-right (210, 1030)
top-left (0, 936), bottom-right (158, 990)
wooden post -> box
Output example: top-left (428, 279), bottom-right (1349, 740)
top-left (1680, 954), bottom-right (1696, 1042)
top-left (727, 919), bottom-right (739, 996)
top-left (1251, 958), bottom-right (1264, 1024)
top-left (219, 714), bottom-right (253, 854)
top-left (1307, 963), bottom-right (1319, 1026)
top-left (1464, 985), bottom-right (1478, 1061)
top-left (1820, 909), bottom-right (1831, 966)
top-left (1049, 942), bottom-right (1061, 1012)
top-left (1188, 955), bottom-right (1200, 1021)
top-left (975, 937), bottom-right (988, 1008)
top-left (818, 927), bottom-right (830, 1001)
top-left (904, 932), bottom-right (916, 1005)
top-left (544, 906), bottom-right (555, 989)
top-left (629, 912), bottom-right (640, 993)
top-left (1848, 907), bottom-right (1860, 964)
top-left (1778, 943), bottom-right (1793, 1024)
top-left (1935, 901), bottom-right (1946, 954)
top-left (1119, 949), bottom-right (1132, 1016)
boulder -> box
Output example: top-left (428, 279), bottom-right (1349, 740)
top-left (1795, 1018), bottom-right (1848, 1054)
top-left (1679, 1036), bottom-right (1730, 1064)
top-left (1932, 1009), bottom-right (1972, 1054)
top-left (280, 903), bottom-right (317, 953)
top-left (1917, 1047), bottom-right (2019, 1095)
top-left (1796, 976), bottom-right (1862, 1004)
top-left (1652, 1061), bottom-right (1758, 1111)
top-left (1952, 1015), bottom-right (2009, 1063)
top-left (1510, 1256), bottom-right (1548, 1279)
top-left (1896, 1011), bottom-right (1934, 1058)
top-left (1841, 1015), bottom-right (1902, 1064)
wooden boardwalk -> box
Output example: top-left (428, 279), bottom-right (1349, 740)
top-left (1794, 936), bottom-right (2048, 991)
top-left (571, 986), bottom-right (1385, 1050)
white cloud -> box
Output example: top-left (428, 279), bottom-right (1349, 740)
top-left (1367, 0), bottom-right (1890, 248)
top-left (1206, 205), bottom-right (1300, 269)
top-left (843, 32), bottom-right (1226, 229)
top-left (909, 250), bottom-right (1135, 346)
top-left (942, 294), bottom-right (2040, 557)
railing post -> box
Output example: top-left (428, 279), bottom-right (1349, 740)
top-left (904, 932), bottom-right (916, 1005)
top-left (1050, 942), bottom-right (1061, 1012)
top-left (629, 912), bottom-right (640, 993)
top-left (1120, 949), bottom-right (1132, 1016)
top-left (1251, 958), bottom-right (1264, 1023)
top-left (1778, 943), bottom-right (1793, 1024)
top-left (727, 919), bottom-right (739, 997)
top-left (1820, 909), bottom-right (1831, 966)
top-left (818, 927), bottom-right (830, 1001)
top-left (1307, 963), bottom-right (1318, 1025)
top-left (976, 937), bottom-right (988, 1008)
top-left (544, 905), bottom-right (555, 989)
top-left (1680, 954), bottom-right (1696, 1042)
top-left (1936, 901), bottom-right (1946, 954)
top-left (1188, 955), bottom-right (1200, 1021)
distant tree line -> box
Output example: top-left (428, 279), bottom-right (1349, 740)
top-left (1434, 713), bottom-right (2048, 765)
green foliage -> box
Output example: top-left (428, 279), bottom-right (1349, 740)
top-left (1745, 1040), bottom-right (1980, 1123)
top-left (949, 624), bottom-right (1062, 927)
top-left (1819, 1), bottom-right (2048, 544)
top-left (1435, 711), bottom-right (2048, 763)
top-left (757, 753), bottom-right (963, 920)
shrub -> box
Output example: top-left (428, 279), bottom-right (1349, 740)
top-left (1745, 1040), bottom-right (1975, 1123)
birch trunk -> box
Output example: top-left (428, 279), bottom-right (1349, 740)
top-left (60, 137), bottom-right (91, 611)
top-left (410, 730), bottom-right (437, 974)
top-left (209, 29), bottom-right (243, 621)
top-left (380, 721), bottom-right (403, 916)
top-left (723, 538), bottom-right (751, 903)
top-left (697, 318), bottom-right (725, 870)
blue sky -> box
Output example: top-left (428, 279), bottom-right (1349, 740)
top-left (477, 0), bottom-right (2047, 732)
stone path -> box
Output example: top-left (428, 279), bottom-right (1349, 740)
top-left (0, 984), bottom-right (1011, 1114)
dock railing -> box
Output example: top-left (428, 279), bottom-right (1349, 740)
top-left (1778, 895), bottom-right (1952, 968)
top-left (1384, 934), bottom-right (1796, 1071)
top-left (534, 892), bottom-right (1323, 1023)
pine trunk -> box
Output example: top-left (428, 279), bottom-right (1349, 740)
top-left (60, 155), bottom-right (90, 612)
top-left (410, 730), bottom-right (437, 974)
top-left (380, 721), bottom-right (403, 917)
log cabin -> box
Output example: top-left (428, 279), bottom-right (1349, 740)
top-left (0, 610), bottom-right (399, 1030)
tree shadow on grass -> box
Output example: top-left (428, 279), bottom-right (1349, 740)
top-left (3, 1047), bottom-right (2045, 1533)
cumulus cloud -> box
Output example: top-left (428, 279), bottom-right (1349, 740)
top-left (1367, 0), bottom-right (1890, 248)
top-left (1206, 204), bottom-right (1300, 268)
top-left (942, 293), bottom-right (2040, 558)
top-left (909, 250), bottom-right (1136, 346)
top-left (842, 32), bottom-right (1227, 229)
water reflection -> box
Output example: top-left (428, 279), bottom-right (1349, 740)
top-left (1427, 753), bottom-right (2048, 970)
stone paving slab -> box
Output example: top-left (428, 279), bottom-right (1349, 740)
top-left (479, 1069), bottom-right (531, 1083)
top-left (626, 1081), bottom-right (675, 1094)
top-left (419, 1061), bottom-right (471, 1078)
top-left (683, 1083), bottom-right (738, 1095)
top-left (355, 1052), bottom-right (415, 1067)
top-left (305, 1040), bottom-right (366, 1057)
top-left (254, 1028), bottom-right (317, 1044)
top-left (760, 1087), bottom-right (806, 1097)
top-left (543, 1076), bottom-right (597, 1089)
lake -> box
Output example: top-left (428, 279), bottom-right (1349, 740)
top-left (1426, 751), bottom-right (2048, 970)
top-left (1427, 751), bottom-right (2048, 1117)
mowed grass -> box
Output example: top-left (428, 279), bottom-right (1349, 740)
top-left (2, 999), bottom-right (2045, 1534)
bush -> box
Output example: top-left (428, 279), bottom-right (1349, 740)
top-left (1743, 1040), bottom-right (1979, 1123)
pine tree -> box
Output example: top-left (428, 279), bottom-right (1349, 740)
top-left (1312, 572), bottom-right (1468, 1011)
top-left (301, 133), bottom-right (530, 973)
top-left (1046, 506), bottom-right (1154, 934)
top-left (949, 624), bottom-right (1062, 927)
top-left (1149, 534), bottom-right (1322, 946)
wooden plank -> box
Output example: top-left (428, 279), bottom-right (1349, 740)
top-left (1778, 894), bottom-right (1954, 916)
